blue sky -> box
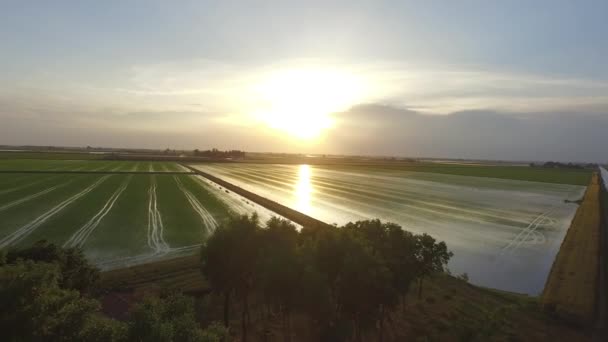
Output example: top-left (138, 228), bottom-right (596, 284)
top-left (1, 1), bottom-right (607, 161)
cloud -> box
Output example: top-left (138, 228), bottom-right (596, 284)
top-left (1, 58), bottom-right (607, 161)
top-left (329, 104), bottom-right (608, 162)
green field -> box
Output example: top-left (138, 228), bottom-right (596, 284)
top-left (0, 157), bottom-right (593, 279)
top-left (0, 151), bottom-right (103, 160)
top-left (0, 159), bottom-right (189, 172)
top-left (0, 159), bottom-right (283, 269)
top-left (318, 163), bottom-right (592, 186)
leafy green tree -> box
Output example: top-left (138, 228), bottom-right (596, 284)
top-left (415, 233), bottom-right (453, 298)
top-left (0, 261), bottom-right (105, 341)
top-left (336, 230), bottom-right (396, 341)
top-left (79, 316), bottom-right (128, 342)
top-left (257, 217), bottom-right (302, 340)
top-left (6, 240), bottom-right (99, 291)
top-left (128, 292), bottom-right (215, 342)
top-left (201, 214), bottom-right (261, 341)
top-left (344, 220), bottom-right (419, 317)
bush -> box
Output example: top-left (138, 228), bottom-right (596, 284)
top-left (5, 240), bottom-right (99, 291)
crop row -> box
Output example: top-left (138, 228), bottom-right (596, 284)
top-left (0, 159), bottom-right (190, 172)
top-left (0, 173), bottom-right (260, 269)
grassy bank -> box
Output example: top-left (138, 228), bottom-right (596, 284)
top-left (542, 173), bottom-right (601, 325)
top-left (99, 254), bottom-right (589, 341)
top-left (318, 163), bottom-right (592, 186)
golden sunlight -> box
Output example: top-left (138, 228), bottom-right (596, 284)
top-left (252, 67), bottom-right (365, 139)
top-left (294, 164), bottom-right (313, 214)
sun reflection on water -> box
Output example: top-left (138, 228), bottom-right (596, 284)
top-left (294, 165), bottom-right (313, 214)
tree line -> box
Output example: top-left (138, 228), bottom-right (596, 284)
top-left (193, 148), bottom-right (245, 159)
top-left (0, 216), bottom-right (452, 341)
top-left (201, 215), bottom-right (452, 341)
top-left (0, 241), bottom-right (228, 342)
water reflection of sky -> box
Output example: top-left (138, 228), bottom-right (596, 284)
top-left (294, 165), bottom-right (312, 214)
top-left (198, 163), bottom-right (586, 295)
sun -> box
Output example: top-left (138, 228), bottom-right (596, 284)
top-left (251, 67), bottom-right (364, 139)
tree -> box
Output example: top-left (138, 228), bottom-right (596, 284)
top-left (0, 261), bottom-right (110, 341)
top-left (336, 231), bottom-right (395, 341)
top-left (79, 316), bottom-right (128, 342)
top-left (256, 217), bottom-right (302, 340)
top-left (415, 233), bottom-right (453, 298)
top-left (343, 221), bottom-right (419, 316)
top-left (201, 214), bottom-right (261, 341)
top-left (128, 292), bottom-right (226, 342)
top-left (6, 240), bottom-right (99, 291)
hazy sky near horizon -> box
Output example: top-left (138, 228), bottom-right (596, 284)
top-left (1, 0), bottom-right (607, 162)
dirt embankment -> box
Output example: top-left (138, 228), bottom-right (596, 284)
top-left (542, 172), bottom-right (601, 326)
top-left (182, 164), bottom-right (330, 229)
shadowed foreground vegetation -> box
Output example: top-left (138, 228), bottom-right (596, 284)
top-left (2, 216), bottom-right (592, 341)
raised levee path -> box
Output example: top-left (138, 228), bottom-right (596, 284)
top-left (182, 164), bottom-right (330, 229)
top-left (542, 172), bottom-right (601, 327)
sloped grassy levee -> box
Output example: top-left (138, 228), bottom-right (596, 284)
top-left (541, 173), bottom-right (601, 325)
top-left (99, 255), bottom-right (590, 341)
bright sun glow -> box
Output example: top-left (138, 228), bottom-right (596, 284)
top-left (251, 68), bottom-right (365, 139)
top-left (294, 164), bottom-right (313, 214)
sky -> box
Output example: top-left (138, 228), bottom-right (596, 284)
top-left (1, 0), bottom-right (607, 162)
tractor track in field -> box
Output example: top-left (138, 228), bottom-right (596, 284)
top-left (0, 175), bottom-right (61, 196)
top-left (501, 208), bottom-right (557, 254)
top-left (0, 180), bottom-right (72, 213)
top-left (64, 175), bottom-right (132, 248)
top-left (0, 175), bottom-right (111, 248)
top-left (147, 175), bottom-right (169, 254)
top-left (174, 176), bottom-right (218, 232)
top-left (94, 244), bottom-right (202, 270)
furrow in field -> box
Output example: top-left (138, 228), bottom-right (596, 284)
top-left (191, 177), bottom-right (251, 216)
top-left (194, 171), bottom-right (437, 227)
top-left (110, 163), bottom-right (123, 172)
top-left (0, 180), bottom-right (72, 212)
top-left (501, 208), bottom-right (557, 253)
top-left (0, 176), bottom-right (111, 248)
top-left (191, 176), bottom-right (285, 225)
top-left (223, 164), bottom-right (541, 219)
top-left (202, 165), bottom-right (527, 229)
top-left (95, 244), bottom-right (202, 270)
top-left (64, 176), bottom-right (132, 248)
top-left (147, 176), bottom-right (169, 253)
top-left (0, 175), bottom-right (58, 196)
top-left (174, 176), bottom-right (218, 232)
top-left (199, 165), bottom-right (537, 226)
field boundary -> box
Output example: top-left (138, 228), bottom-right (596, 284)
top-left (0, 170), bottom-right (193, 175)
top-left (182, 164), bottom-right (330, 229)
top-left (595, 171), bottom-right (608, 340)
top-left (541, 172), bottom-right (601, 326)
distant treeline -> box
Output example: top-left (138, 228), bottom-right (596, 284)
top-left (530, 161), bottom-right (598, 169)
top-left (192, 148), bottom-right (245, 159)
top-left (102, 148), bottom-right (245, 162)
